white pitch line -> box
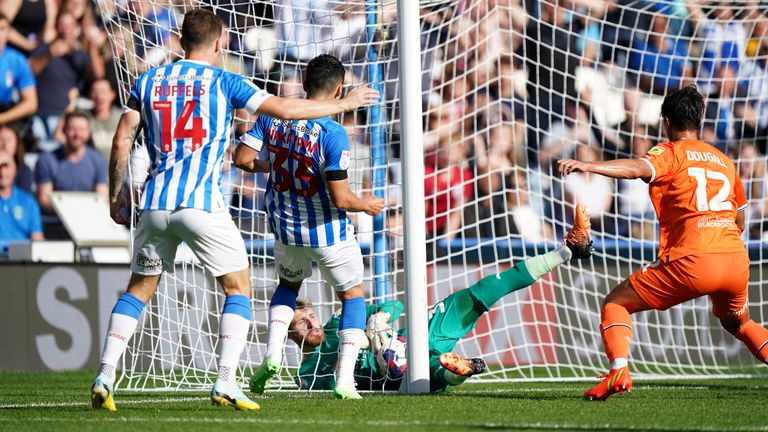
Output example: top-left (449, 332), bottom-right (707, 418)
top-left (2, 416), bottom-right (768, 432)
top-left (0, 396), bottom-right (207, 409)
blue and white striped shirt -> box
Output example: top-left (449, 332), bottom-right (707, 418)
top-left (241, 114), bottom-right (354, 247)
top-left (128, 59), bottom-right (271, 212)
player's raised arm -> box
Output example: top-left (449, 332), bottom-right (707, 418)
top-left (557, 157), bottom-right (653, 181)
top-left (108, 109), bottom-right (141, 224)
top-left (257, 85), bottom-right (379, 120)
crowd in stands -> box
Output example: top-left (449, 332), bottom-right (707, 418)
top-left (1, 0), bottom-right (768, 250)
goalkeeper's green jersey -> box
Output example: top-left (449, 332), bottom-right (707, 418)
top-left (295, 301), bottom-right (405, 391)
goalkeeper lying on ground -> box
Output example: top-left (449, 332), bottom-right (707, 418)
top-left (250, 204), bottom-right (593, 393)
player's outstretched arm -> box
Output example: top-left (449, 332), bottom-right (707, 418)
top-left (557, 157), bottom-right (652, 181)
top-left (327, 179), bottom-right (384, 216)
top-left (256, 86), bottom-right (380, 120)
top-left (233, 143), bottom-right (269, 173)
top-left (108, 109), bottom-right (141, 225)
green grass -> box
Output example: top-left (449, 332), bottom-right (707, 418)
top-left (2, 371), bottom-right (768, 431)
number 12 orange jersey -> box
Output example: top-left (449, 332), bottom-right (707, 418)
top-left (640, 138), bottom-right (747, 262)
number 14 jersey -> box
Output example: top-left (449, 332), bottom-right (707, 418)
top-left (241, 114), bottom-right (353, 248)
top-left (640, 138), bottom-right (748, 262)
top-left (128, 60), bottom-right (270, 212)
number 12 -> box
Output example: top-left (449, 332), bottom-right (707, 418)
top-left (687, 167), bottom-right (732, 212)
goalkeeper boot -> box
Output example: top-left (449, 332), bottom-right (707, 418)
top-left (565, 203), bottom-right (594, 260)
top-left (211, 380), bottom-right (260, 411)
top-left (583, 366), bottom-right (633, 401)
top-left (90, 374), bottom-right (117, 412)
top-left (249, 357), bottom-right (280, 394)
top-left (333, 383), bottom-right (363, 400)
top-left (439, 352), bottom-right (487, 377)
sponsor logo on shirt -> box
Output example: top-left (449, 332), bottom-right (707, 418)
top-left (696, 215), bottom-right (735, 229)
top-left (339, 150), bottom-right (351, 170)
top-left (647, 146), bottom-right (665, 155)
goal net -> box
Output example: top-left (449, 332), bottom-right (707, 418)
top-left (94, 0), bottom-right (768, 390)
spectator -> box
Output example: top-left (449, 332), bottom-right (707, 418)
top-left (0, 0), bottom-right (57, 55)
top-left (563, 144), bottom-right (614, 229)
top-left (478, 168), bottom-right (552, 241)
top-left (34, 111), bottom-right (107, 239)
top-left (0, 124), bottom-right (32, 193)
top-left (29, 11), bottom-right (96, 142)
top-left (735, 142), bottom-right (768, 239)
top-left (60, 0), bottom-right (106, 79)
top-left (618, 125), bottom-right (657, 239)
top-left (84, 78), bottom-right (120, 162)
top-left (687, 0), bottom-right (749, 95)
top-left (424, 142), bottom-right (473, 241)
top-left (0, 12), bottom-right (37, 150)
top-left (0, 150), bottom-right (43, 240)
top-left (521, 0), bottom-right (580, 150)
top-left (703, 65), bottom-right (748, 152)
top-left (629, 13), bottom-right (694, 95)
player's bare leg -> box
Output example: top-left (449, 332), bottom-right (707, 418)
top-left (91, 273), bottom-right (161, 411)
top-left (584, 279), bottom-right (652, 401)
top-left (333, 285), bottom-right (367, 400)
top-left (211, 269), bottom-right (260, 411)
top-left (250, 278), bottom-right (302, 395)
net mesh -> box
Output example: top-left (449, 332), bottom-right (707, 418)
top-left (93, 0), bottom-right (768, 390)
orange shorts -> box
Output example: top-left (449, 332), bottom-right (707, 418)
top-left (628, 251), bottom-right (750, 318)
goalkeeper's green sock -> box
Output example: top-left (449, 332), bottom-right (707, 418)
top-left (524, 247), bottom-right (572, 279)
top-left (468, 247), bottom-right (570, 311)
top-left (436, 367), bottom-right (469, 386)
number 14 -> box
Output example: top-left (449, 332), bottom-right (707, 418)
top-left (152, 101), bottom-right (207, 153)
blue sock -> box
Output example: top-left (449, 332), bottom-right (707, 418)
top-left (222, 294), bottom-right (251, 320)
top-left (339, 297), bottom-right (366, 331)
top-left (111, 292), bottom-right (145, 319)
top-left (270, 284), bottom-right (298, 309)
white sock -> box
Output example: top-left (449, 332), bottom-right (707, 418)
top-left (217, 313), bottom-right (250, 383)
top-left (99, 313), bottom-right (139, 382)
top-left (610, 357), bottom-right (628, 370)
top-left (336, 328), bottom-right (365, 388)
top-left (265, 305), bottom-right (294, 365)
top-left (523, 247), bottom-right (572, 280)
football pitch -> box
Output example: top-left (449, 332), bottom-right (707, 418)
top-left (2, 371), bottom-right (768, 431)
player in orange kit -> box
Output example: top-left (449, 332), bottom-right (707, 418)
top-left (557, 85), bottom-right (768, 401)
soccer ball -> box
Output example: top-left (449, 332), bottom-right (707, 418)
top-left (376, 334), bottom-right (407, 379)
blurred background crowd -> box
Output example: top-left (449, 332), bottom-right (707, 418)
top-left (1, 0), bottom-right (768, 249)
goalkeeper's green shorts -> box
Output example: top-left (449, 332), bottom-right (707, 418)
top-left (427, 288), bottom-right (486, 392)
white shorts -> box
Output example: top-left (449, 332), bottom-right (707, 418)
top-left (274, 239), bottom-right (364, 291)
top-left (131, 208), bottom-right (249, 277)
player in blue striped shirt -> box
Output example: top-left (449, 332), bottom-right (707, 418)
top-left (234, 54), bottom-right (384, 400)
top-left (91, 10), bottom-right (379, 412)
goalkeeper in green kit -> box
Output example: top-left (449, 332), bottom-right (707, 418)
top-left (250, 204), bottom-right (593, 393)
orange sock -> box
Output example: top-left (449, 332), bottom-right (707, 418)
top-left (600, 303), bottom-right (633, 362)
top-left (736, 320), bottom-right (768, 364)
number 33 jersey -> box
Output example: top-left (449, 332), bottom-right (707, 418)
top-left (241, 114), bottom-right (354, 248)
top-left (128, 60), bottom-right (271, 212)
top-left (640, 138), bottom-right (748, 262)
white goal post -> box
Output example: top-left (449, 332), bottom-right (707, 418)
top-left (94, 0), bottom-right (768, 391)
